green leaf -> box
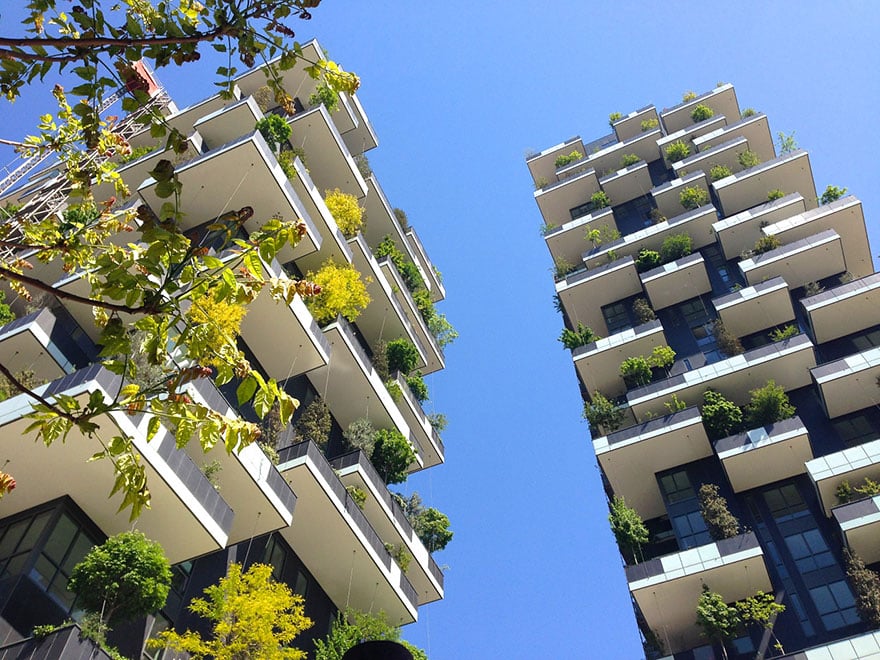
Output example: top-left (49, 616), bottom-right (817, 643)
top-left (236, 375), bottom-right (257, 406)
top-left (146, 416), bottom-right (161, 442)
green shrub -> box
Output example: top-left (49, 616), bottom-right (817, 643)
top-left (347, 485), bottom-right (367, 509)
top-left (552, 256), bottom-right (577, 281)
top-left (665, 140), bottom-right (690, 163)
top-left (844, 549), bottom-right (880, 628)
top-left (660, 232), bottom-right (693, 262)
top-left (386, 338), bottom-right (419, 374)
top-left (635, 249), bottom-right (662, 273)
top-left (821, 185), bottom-right (848, 205)
top-left (324, 188), bottom-right (364, 237)
top-left (744, 380), bottom-right (795, 428)
top-left (371, 429), bottom-right (416, 484)
top-left (609, 495), bottom-right (648, 564)
top-left (620, 356), bottom-right (653, 388)
top-left (583, 391), bottom-right (625, 435)
top-left (709, 164), bottom-right (732, 181)
top-left (632, 298), bottom-right (656, 324)
top-left (738, 149), bottom-right (761, 168)
top-left (558, 323), bottom-right (599, 350)
top-left (701, 390), bottom-right (743, 440)
top-left (608, 112), bottom-right (622, 126)
top-left (620, 153), bottom-right (640, 168)
top-left (679, 186), bottom-right (708, 211)
top-left (649, 208), bottom-right (667, 224)
top-left (254, 114), bottom-right (291, 151)
top-left (554, 150), bottom-right (583, 169)
top-left (640, 118), bottom-right (659, 132)
top-left (698, 483), bottom-right (740, 540)
top-left (308, 82), bottom-right (340, 112)
top-left (690, 104), bottom-right (715, 123)
top-left (753, 235), bottom-right (781, 255)
top-left (374, 235), bottom-right (422, 293)
top-left (777, 131), bottom-right (798, 154)
top-left (837, 477), bottom-right (880, 504)
top-left (769, 324), bottom-right (799, 342)
top-left (294, 398), bottom-right (332, 449)
top-left (393, 207), bottom-right (409, 230)
top-left (590, 190), bottom-right (611, 209)
top-left (120, 145), bottom-right (156, 163)
top-left (712, 319), bottom-right (744, 357)
top-left (665, 393), bottom-right (687, 413)
top-left (741, 108), bottom-right (757, 118)
top-left (586, 223), bottom-right (620, 246)
top-left (648, 345), bottom-right (676, 370)
top-left (766, 188), bottom-right (785, 201)
top-left (405, 372), bottom-right (429, 402)
top-left (276, 150), bottom-right (298, 179)
top-left (344, 418), bottom-right (376, 455)
top-left (305, 260), bottom-right (370, 324)
top-left (682, 90), bottom-right (697, 102)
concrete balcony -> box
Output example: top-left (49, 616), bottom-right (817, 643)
top-left (545, 206), bottom-right (617, 267)
top-left (802, 273), bottom-right (880, 344)
top-left (338, 90), bottom-right (379, 156)
top-left (526, 135), bottom-right (586, 189)
top-left (713, 149), bottom-right (817, 217)
top-left (193, 96), bottom-right (262, 151)
top-left (556, 256), bottom-right (643, 336)
top-left (0, 309), bottom-right (79, 384)
top-left (185, 377), bottom-right (298, 544)
top-left (713, 193), bottom-right (806, 260)
top-left (659, 84), bottom-right (740, 134)
top-left (389, 370), bottom-right (445, 470)
top-left (651, 171), bottom-right (711, 221)
top-left (834, 495), bottom-right (880, 565)
top-left (573, 320), bottom-right (666, 399)
top-left (0, 624), bottom-right (114, 660)
top-left (776, 630), bottom-right (880, 659)
top-left (740, 229), bottom-right (846, 289)
top-left (598, 161), bottom-right (653, 207)
top-left (306, 318), bottom-right (417, 459)
top-left (807, 439), bottom-right (880, 516)
top-left (811, 346), bottom-right (880, 419)
top-left (331, 450), bottom-right (444, 605)
top-left (627, 333), bottom-right (816, 420)
top-left (0, 365), bottom-right (233, 563)
top-left (128, 88), bottom-right (239, 150)
top-left (672, 136), bottom-right (748, 180)
top-left (582, 205), bottom-right (717, 270)
top-left (640, 253), bottom-right (712, 311)
top-left (626, 531), bottom-right (770, 656)
top-left (361, 176), bottom-right (422, 282)
top-left (715, 416), bottom-right (813, 493)
top-left (534, 166), bottom-right (600, 227)
top-left (405, 227), bottom-right (446, 303)
top-left (277, 441), bottom-right (419, 625)
top-left (656, 115), bottom-right (727, 162)
top-left (378, 256), bottom-right (444, 375)
top-left (612, 105), bottom-right (660, 142)
top-left (138, 131), bottom-right (322, 263)
top-left (586, 128), bottom-right (663, 176)
top-left (594, 407), bottom-right (711, 520)
top-left (713, 277), bottom-right (795, 338)
top-left (287, 105), bottom-right (368, 202)
top-left (764, 196), bottom-right (873, 280)
top-left (347, 234), bottom-right (430, 374)
top-left (692, 113), bottom-right (774, 163)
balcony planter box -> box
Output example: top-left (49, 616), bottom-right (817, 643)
top-left (0, 624), bottom-right (113, 660)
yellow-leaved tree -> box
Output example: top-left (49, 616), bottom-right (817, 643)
top-left (305, 260), bottom-right (371, 324)
top-left (324, 188), bottom-right (365, 237)
top-left (153, 562), bottom-right (312, 659)
top-left (185, 293), bottom-right (249, 367)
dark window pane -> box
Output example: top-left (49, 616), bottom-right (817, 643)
top-left (19, 512), bottom-right (51, 552)
top-left (61, 533), bottom-right (93, 574)
top-left (44, 514), bottom-right (77, 564)
top-left (0, 520), bottom-right (28, 559)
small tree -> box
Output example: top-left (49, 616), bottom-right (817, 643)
top-left (641, 118), bottom-right (660, 132)
top-left (777, 131), bottom-right (798, 154)
top-left (558, 323), bottom-right (599, 350)
top-left (620, 356), bottom-right (653, 388)
top-left (660, 233), bottom-right (693, 262)
top-left (386, 338), bottom-right (420, 374)
top-left (294, 398), bottom-right (332, 450)
top-left (591, 190), bottom-right (612, 209)
top-left (608, 112), bottom-right (623, 126)
top-left (665, 140), bottom-right (691, 163)
top-left (701, 390), bottom-right (743, 441)
top-left (648, 345), bottom-right (676, 372)
top-left (753, 235), bottom-right (781, 255)
top-left (736, 591), bottom-right (786, 654)
top-left (699, 484), bottom-right (740, 541)
top-left (844, 548), bottom-right (880, 628)
top-left (695, 584), bottom-right (740, 660)
top-left (343, 418), bottom-right (377, 455)
top-left (255, 115), bottom-right (292, 153)
top-left (679, 187), bottom-right (708, 211)
top-left (371, 429), bottom-right (416, 484)
top-left (744, 380), bottom-right (795, 429)
top-left (324, 188), bottom-right (365, 238)
top-left (154, 563), bottom-right (312, 659)
top-left (821, 185), bottom-right (848, 205)
top-left (583, 391), bottom-right (625, 435)
top-left (405, 372), bottom-right (429, 402)
top-left (632, 298), bottom-right (656, 324)
top-left (712, 319), bottom-right (744, 357)
top-left (309, 82), bottom-right (340, 112)
top-left (314, 609), bottom-right (426, 660)
top-left (690, 104), bottom-right (715, 123)
top-left (305, 260), bottom-right (371, 324)
top-left (738, 149), bottom-right (761, 169)
top-left (635, 249), bottom-right (662, 273)
top-left (393, 495), bottom-right (455, 552)
top-left (609, 496), bottom-right (649, 564)
top-left (620, 153), bottom-right (641, 167)
top-left (709, 164), bottom-right (732, 182)
top-left (68, 531), bottom-right (171, 629)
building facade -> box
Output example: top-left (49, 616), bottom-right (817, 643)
top-left (528, 84), bottom-right (880, 658)
top-left (0, 40), bottom-right (448, 657)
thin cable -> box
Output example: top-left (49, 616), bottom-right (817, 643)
top-left (241, 511), bottom-right (262, 566)
top-left (345, 549), bottom-right (355, 609)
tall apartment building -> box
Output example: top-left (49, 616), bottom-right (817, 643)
top-left (528, 84), bottom-right (880, 659)
top-left (0, 40), bottom-right (448, 657)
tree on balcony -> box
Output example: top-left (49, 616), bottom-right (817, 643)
top-left (558, 323), bottom-right (600, 350)
top-left (701, 390), bottom-right (743, 441)
top-left (821, 185), bottom-right (848, 205)
top-left (304, 260), bottom-right (371, 324)
top-left (735, 591), bottom-right (786, 655)
top-left (844, 549), bottom-right (880, 628)
top-left (583, 391), bottom-right (625, 436)
top-left (698, 483), bottom-right (740, 541)
top-left (324, 188), bottom-right (365, 238)
top-left (394, 492), bottom-right (454, 552)
top-left (294, 397), bottom-right (331, 450)
top-left (695, 584), bottom-right (740, 660)
top-left (314, 609), bottom-right (427, 660)
top-left (608, 496), bottom-right (648, 564)
top-left (371, 429), bottom-right (416, 485)
top-left (744, 380), bottom-right (795, 429)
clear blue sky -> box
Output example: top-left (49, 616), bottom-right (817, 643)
top-left (2, 3), bottom-right (879, 659)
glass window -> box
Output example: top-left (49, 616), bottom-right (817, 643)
top-left (601, 302), bottom-right (631, 335)
top-left (294, 570), bottom-right (308, 598)
top-left (659, 470), bottom-right (695, 504)
top-left (809, 581), bottom-right (858, 630)
top-left (784, 529), bottom-right (833, 574)
top-left (833, 414), bottom-right (877, 447)
top-left (672, 511), bottom-right (711, 549)
top-left (763, 484), bottom-right (808, 522)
